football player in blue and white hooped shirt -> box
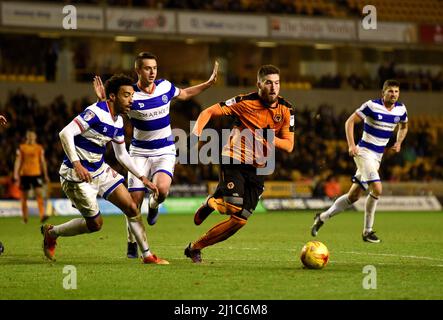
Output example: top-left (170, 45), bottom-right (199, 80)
top-left (311, 80), bottom-right (408, 243)
top-left (41, 74), bottom-right (169, 265)
top-left (94, 52), bottom-right (218, 258)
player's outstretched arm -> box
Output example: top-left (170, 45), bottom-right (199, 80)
top-left (93, 76), bottom-right (106, 102)
top-left (274, 131), bottom-right (294, 153)
top-left (392, 122), bottom-right (408, 152)
top-left (191, 103), bottom-right (224, 137)
top-left (273, 111), bottom-right (294, 153)
top-left (177, 61), bottom-right (219, 101)
top-left (345, 113), bottom-right (362, 157)
top-left (13, 149), bottom-right (22, 184)
top-left (111, 141), bottom-right (158, 196)
top-left (40, 149), bottom-right (50, 183)
top-left (0, 115), bottom-right (7, 126)
top-left (59, 121), bottom-right (92, 182)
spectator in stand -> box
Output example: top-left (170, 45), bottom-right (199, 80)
top-left (324, 174), bottom-right (342, 199)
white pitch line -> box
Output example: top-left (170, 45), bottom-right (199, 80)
top-left (218, 247), bottom-right (443, 262)
top-left (338, 251), bottom-right (443, 262)
top-left (159, 245), bottom-right (443, 262)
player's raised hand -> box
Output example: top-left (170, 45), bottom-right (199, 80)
top-left (141, 176), bottom-right (158, 197)
top-left (0, 115), bottom-right (7, 126)
top-left (73, 161), bottom-right (92, 183)
top-left (93, 76), bottom-right (106, 101)
top-left (207, 60), bottom-right (219, 85)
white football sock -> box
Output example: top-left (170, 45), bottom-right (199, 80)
top-left (127, 214), bottom-right (152, 258)
top-left (125, 215), bottom-right (136, 243)
top-left (364, 193), bottom-right (379, 234)
top-left (320, 194), bottom-right (353, 221)
top-left (51, 218), bottom-right (90, 237)
top-left (149, 193), bottom-right (159, 209)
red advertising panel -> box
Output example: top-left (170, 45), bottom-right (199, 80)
top-left (420, 24), bottom-right (443, 44)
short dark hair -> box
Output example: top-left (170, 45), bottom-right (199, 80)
top-left (135, 51), bottom-right (158, 69)
top-left (257, 64), bottom-right (280, 81)
top-left (104, 74), bottom-right (134, 99)
top-left (382, 79), bottom-right (400, 91)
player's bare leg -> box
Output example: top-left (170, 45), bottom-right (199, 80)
top-left (147, 172), bottom-right (172, 226)
top-left (41, 214), bottom-right (101, 261)
top-left (185, 199), bottom-right (245, 263)
top-left (34, 186), bottom-right (48, 223)
top-left (109, 185), bottom-right (168, 264)
top-left (362, 181), bottom-right (382, 243)
top-left (312, 183), bottom-right (363, 236)
top-left (20, 191), bottom-right (29, 224)
top-left (194, 195), bottom-right (215, 225)
top-left (125, 190), bottom-right (145, 258)
top-left (130, 190), bottom-right (145, 209)
top-left (194, 188), bottom-right (225, 226)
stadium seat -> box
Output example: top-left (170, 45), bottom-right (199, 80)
top-left (341, 0), bottom-right (443, 23)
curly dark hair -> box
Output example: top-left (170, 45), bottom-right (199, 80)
top-left (104, 74), bottom-right (134, 99)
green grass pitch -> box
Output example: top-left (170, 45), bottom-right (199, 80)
top-left (0, 211), bottom-right (442, 300)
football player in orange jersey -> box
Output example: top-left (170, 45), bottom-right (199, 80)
top-left (13, 130), bottom-right (50, 223)
top-left (184, 65), bottom-right (295, 263)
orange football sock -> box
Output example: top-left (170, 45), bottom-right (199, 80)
top-left (37, 195), bottom-right (45, 220)
top-left (192, 215), bottom-right (247, 250)
top-left (21, 196), bottom-right (28, 223)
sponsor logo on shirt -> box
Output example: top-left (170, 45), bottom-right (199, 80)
top-left (83, 110), bottom-right (95, 122)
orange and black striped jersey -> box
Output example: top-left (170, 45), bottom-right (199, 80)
top-left (17, 143), bottom-right (44, 176)
top-left (218, 92), bottom-right (294, 167)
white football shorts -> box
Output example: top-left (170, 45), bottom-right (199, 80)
top-left (352, 148), bottom-right (381, 191)
top-left (60, 163), bottom-right (124, 218)
top-left (127, 154), bottom-right (176, 192)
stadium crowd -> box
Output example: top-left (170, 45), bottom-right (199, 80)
top-left (1, 0), bottom-right (443, 92)
top-left (24, 0), bottom-right (443, 23)
top-left (315, 69), bottom-right (443, 91)
top-left (1, 33), bottom-right (441, 92)
top-left (1, 89), bottom-right (442, 199)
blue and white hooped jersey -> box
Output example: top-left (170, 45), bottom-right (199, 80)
top-left (356, 98), bottom-right (408, 160)
top-left (128, 79), bottom-right (180, 157)
top-left (59, 101), bottom-right (125, 181)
